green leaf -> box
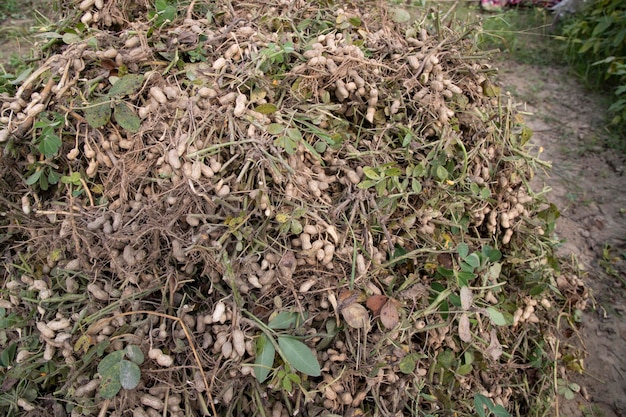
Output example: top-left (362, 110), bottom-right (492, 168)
top-left (435, 349), bottom-right (455, 370)
top-left (62, 33), bottom-right (82, 44)
top-left (457, 362), bottom-right (472, 375)
top-left (25, 170), bottom-right (43, 185)
top-left (109, 74), bottom-right (144, 97)
top-left (266, 123), bottom-right (284, 135)
top-left (47, 169), bottom-right (61, 185)
top-left (277, 336), bottom-right (321, 377)
top-left (435, 165), bottom-right (448, 181)
top-left (486, 307), bottom-right (508, 326)
top-left (491, 404), bottom-right (511, 417)
top-left (457, 243), bottom-right (469, 260)
top-left (84, 97), bottom-right (111, 129)
top-left (286, 127), bottom-right (302, 141)
top-left (39, 132), bottom-right (62, 157)
top-left (61, 172), bottom-right (81, 185)
top-left (119, 359), bottom-right (141, 390)
top-left (274, 135), bottom-right (296, 155)
top-left (254, 103), bottom-right (278, 114)
top-left (362, 166), bottom-right (381, 180)
top-left (411, 179), bottom-right (422, 193)
top-left (114, 102), bottom-right (141, 132)
top-left (0, 343), bottom-right (17, 367)
top-left (98, 350), bottom-right (125, 375)
top-left (398, 353), bottom-right (419, 374)
top-left (357, 179), bottom-right (377, 189)
top-left (99, 362), bottom-right (122, 399)
top-left (474, 393), bottom-right (491, 417)
top-left (254, 334), bottom-right (275, 383)
top-left (484, 246), bottom-right (502, 262)
top-left (125, 345), bottom-right (144, 365)
top-left (464, 252), bottom-right (480, 269)
top-left (268, 312), bottom-right (302, 330)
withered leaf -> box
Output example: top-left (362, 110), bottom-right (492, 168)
top-left (437, 253), bottom-right (454, 269)
top-left (486, 328), bottom-right (503, 360)
top-left (341, 303), bottom-right (369, 329)
top-left (380, 299), bottom-right (400, 329)
top-left (366, 294), bottom-right (388, 316)
top-left (460, 286), bottom-right (473, 311)
top-left (458, 313), bottom-right (472, 343)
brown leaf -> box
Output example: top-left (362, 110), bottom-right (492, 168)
top-left (460, 286), bottom-right (473, 311)
top-left (341, 303), bottom-right (370, 329)
top-left (486, 328), bottom-right (503, 360)
top-left (437, 253), bottom-right (453, 269)
top-left (458, 313), bottom-right (472, 343)
top-left (366, 295), bottom-right (388, 315)
top-left (338, 290), bottom-right (364, 309)
top-left (380, 299), bottom-right (399, 329)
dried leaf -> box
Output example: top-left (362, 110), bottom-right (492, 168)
top-left (380, 300), bottom-right (399, 329)
top-left (460, 286), bottom-right (473, 311)
top-left (341, 303), bottom-right (369, 329)
top-left (458, 313), bottom-right (472, 343)
top-left (437, 253), bottom-right (453, 269)
top-left (366, 295), bottom-right (388, 315)
top-left (486, 329), bottom-right (503, 360)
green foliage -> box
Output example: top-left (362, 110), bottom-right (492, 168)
top-left (83, 74), bottom-right (143, 132)
top-left (25, 164), bottom-right (61, 191)
top-left (97, 345), bottom-right (144, 399)
top-left (556, 378), bottom-right (580, 400)
top-left (257, 42), bottom-right (295, 74)
top-left (149, 0), bottom-right (178, 27)
top-left (561, 0), bottom-right (626, 136)
top-left (475, 7), bottom-right (565, 66)
top-left (33, 111), bottom-right (63, 157)
top-left (0, 0), bottom-right (18, 20)
top-left (475, 393), bottom-right (511, 417)
top-left (253, 311), bottom-right (321, 384)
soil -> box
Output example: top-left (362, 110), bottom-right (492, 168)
top-left (495, 61), bottom-right (626, 417)
top-left (1, 4), bottom-right (625, 417)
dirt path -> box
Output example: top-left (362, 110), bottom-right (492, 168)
top-left (496, 61), bottom-right (626, 417)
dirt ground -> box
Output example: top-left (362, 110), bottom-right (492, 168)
top-left (496, 61), bottom-right (626, 417)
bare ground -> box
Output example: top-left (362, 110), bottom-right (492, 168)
top-left (496, 61), bottom-right (626, 417)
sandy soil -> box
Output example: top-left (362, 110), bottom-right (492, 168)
top-left (496, 61), bottom-right (626, 417)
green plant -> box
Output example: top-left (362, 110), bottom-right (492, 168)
top-left (256, 42), bottom-right (295, 74)
top-left (97, 345), bottom-right (144, 399)
top-left (358, 164), bottom-right (404, 196)
top-left (0, 0), bottom-right (18, 20)
top-left (148, 0), bottom-right (178, 28)
top-left (251, 311), bottom-right (321, 385)
top-left (83, 74), bottom-right (144, 132)
top-left (475, 393), bottom-right (511, 417)
top-left (25, 163), bottom-right (61, 191)
top-left (556, 378), bottom-right (580, 400)
top-left (561, 0), bottom-right (626, 135)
